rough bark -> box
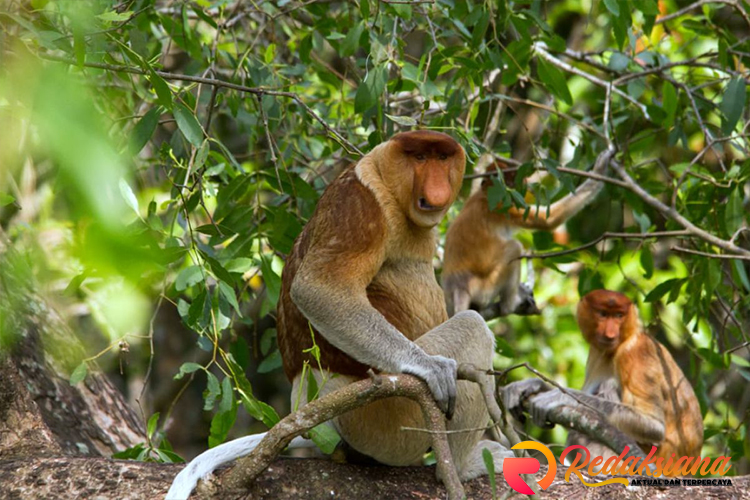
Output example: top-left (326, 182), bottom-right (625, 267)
top-left (0, 456), bottom-right (746, 500)
top-left (0, 303), bottom-right (145, 459)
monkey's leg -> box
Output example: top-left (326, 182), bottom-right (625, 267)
top-left (330, 311), bottom-right (512, 480)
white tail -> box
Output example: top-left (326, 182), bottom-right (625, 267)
top-left (165, 433), bottom-right (314, 499)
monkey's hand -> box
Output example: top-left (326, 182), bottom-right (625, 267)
top-left (513, 283), bottom-right (541, 316)
top-left (500, 378), bottom-right (551, 423)
top-left (404, 354), bottom-right (458, 420)
top-left (528, 388), bottom-right (575, 429)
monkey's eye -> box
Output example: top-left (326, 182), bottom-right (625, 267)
top-left (439, 153), bottom-right (448, 160)
top-left (415, 153), bottom-right (426, 161)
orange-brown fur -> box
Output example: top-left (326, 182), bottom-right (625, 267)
top-left (577, 290), bottom-right (703, 470)
top-left (443, 154), bottom-right (607, 316)
top-left (277, 131), bottom-right (463, 380)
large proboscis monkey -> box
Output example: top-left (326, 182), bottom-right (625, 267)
top-left (502, 290), bottom-right (703, 474)
top-left (442, 148), bottom-right (613, 317)
top-left (167, 131), bottom-right (512, 499)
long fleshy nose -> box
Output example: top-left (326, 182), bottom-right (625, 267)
top-left (421, 169), bottom-right (452, 210)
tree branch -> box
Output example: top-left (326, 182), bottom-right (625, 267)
top-left (217, 373), bottom-right (464, 500)
top-left (37, 53), bottom-right (364, 157)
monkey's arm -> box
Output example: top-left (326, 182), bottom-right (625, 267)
top-left (506, 146), bottom-right (615, 230)
top-left (528, 387), bottom-right (665, 443)
top-left (291, 227), bottom-right (458, 417)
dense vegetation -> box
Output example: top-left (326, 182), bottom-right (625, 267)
top-left (0, 0), bottom-right (748, 475)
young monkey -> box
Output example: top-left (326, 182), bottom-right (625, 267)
top-left (442, 148), bottom-right (614, 317)
top-left (503, 290), bottom-right (704, 472)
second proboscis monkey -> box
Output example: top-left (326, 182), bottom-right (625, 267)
top-left (442, 147), bottom-right (614, 317)
top-left (503, 289), bottom-right (703, 474)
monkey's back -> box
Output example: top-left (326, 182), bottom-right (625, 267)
top-left (618, 335), bottom-right (703, 463)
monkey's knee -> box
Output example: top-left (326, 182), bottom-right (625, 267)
top-left (452, 310), bottom-right (495, 356)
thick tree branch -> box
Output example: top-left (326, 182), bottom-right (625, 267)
top-left (217, 373), bottom-right (464, 500)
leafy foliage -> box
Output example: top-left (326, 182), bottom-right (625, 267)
top-left (0, 0), bottom-right (748, 472)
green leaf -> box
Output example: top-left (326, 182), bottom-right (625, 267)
top-left (258, 350), bottom-right (282, 373)
top-left (494, 336), bottom-right (516, 358)
top-left (69, 362), bottom-right (88, 385)
top-left (608, 52), bottom-right (629, 71)
top-left (209, 406), bottom-right (237, 448)
top-left (119, 179), bottom-right (140, 216)
top-left (360, 0), bottom-right (370, 19)
top-left (645, 278), bottom-right (686, 303)
top-left (385, 114), bottom-right (418, 127)
top-left (732, 259), bottom-right (750, 292)
top-left (603, 0), bottom-right (620, 16)
top-left (309, 424), bottom-right (341, 454)
top-left (174, 362), bottom-right (202, 380)
top-left (148, 70), bottom-right (173, 110)
top-left (218, 281), bottom-right (242, 316)
top-left (536, 59), bottom-right (572, 105)
top-left (0, 193), bottom-right (15, 207)
top-left (721, 78), bottom-right (746, 135)
top-left (147, 412), bottom-right (160, 439)
top-left (97, 10), bottom-right (132, 22)
top-left (662, 81), bottom-right (677, 127)
top-left (194, 140), bottom-right (210, 170)
top-left (340, 22), bottom-right (364, 57)
top-left (219, 376), bottom-right (234, 414)
top-left (354, 65), bottom-right (388, 113)
top-left (640, 245), bottom-right (654, 279)
top-left (173, 103), bottom-right (204, 147)
top-left (175, 265), bottom-right (203, 291)
top-left (260, 255), bottom-right (281, 306)
top-left (471, 10), bottom-right (490, 48)
top-left (131, 108), bottom-right (160, 153)
top-left (725, 187), bottom-right (744, 235)
top-left (483, 448), bottom-right (497, 500)
top-left (204, 371), bottom-right (221, 411)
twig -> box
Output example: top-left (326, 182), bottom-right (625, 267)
top-left (671, 246), bottom-right (750, 261)
top-left (533, 42), bottom-right (650, 120)
top-left (37, 53), bottom-right (364, 157)
top-left (655, 0), bottom-right (750, 31)
top-left (520, 231), bottom-right (693, 260)
top-left (611, 161), bottom-right (750, 256)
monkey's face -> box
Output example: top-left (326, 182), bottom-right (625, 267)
top-left (387, 131), bottom-right (465, 228)
top-left (577, 290), bottom-right (632, 353)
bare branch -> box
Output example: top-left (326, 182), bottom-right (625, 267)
top-left (671, 246), bottom-right (750, 261)
top-left (520, 231), bottom-right (694, 260)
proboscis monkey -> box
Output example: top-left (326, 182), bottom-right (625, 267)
top-left (167, 131), bottom-right (512, 499)
top-left (442, 148), bottom-right (614, 317)
top-left (503, 290), bottom-right (703, 474)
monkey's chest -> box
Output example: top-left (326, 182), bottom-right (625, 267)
top-left (367, 260), bottom-right (448, 341)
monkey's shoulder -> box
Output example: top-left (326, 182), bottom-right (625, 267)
top-left (302, 167), bottom-right (388, 256)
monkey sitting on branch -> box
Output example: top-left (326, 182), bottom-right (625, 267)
top-left (167, 131), bottom-right (515, 499)
top-left (442, 147), bottom-right (615, 318)
top-left (502, 289), bottom-right (704, 472)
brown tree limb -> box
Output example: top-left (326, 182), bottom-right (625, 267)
top-left (217, 373), bottom-right (464, 500)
